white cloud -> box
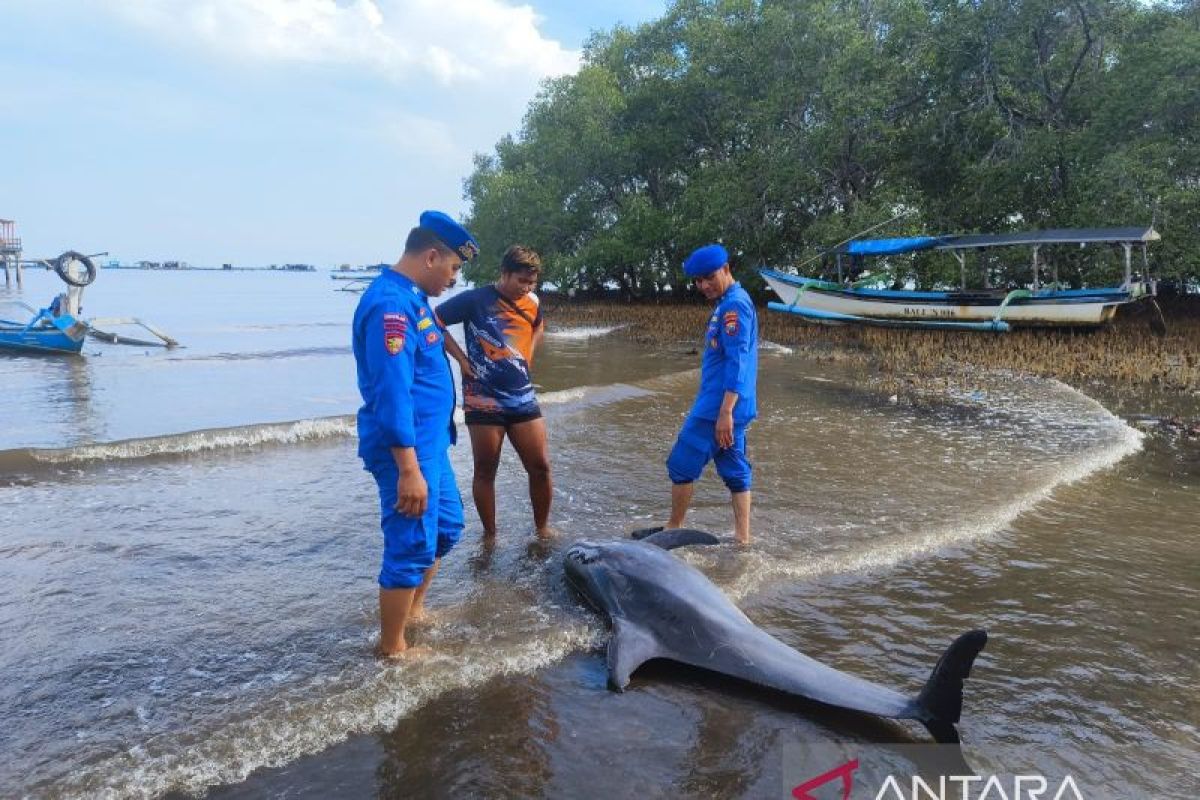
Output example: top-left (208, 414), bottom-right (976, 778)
top-left (102, 0), bottom-right (580, 84)
top-left (370, 110), bottom-right (463, 160)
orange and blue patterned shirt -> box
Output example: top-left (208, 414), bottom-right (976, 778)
top-left (436, 286), bottom-right (543, 415)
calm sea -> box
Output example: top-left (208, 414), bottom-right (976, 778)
top-left (1, 268), bottom-right (1196, 798)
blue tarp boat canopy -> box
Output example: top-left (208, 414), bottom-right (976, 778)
top-left (844, 236), bottom-right (943, 256)
top-left (839, 227), bottom-right (1158, 257)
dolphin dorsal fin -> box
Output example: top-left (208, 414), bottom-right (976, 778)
top-left (635, 528), bottom-right (721, 550)
top-left (607, 618), bottom-right (662, 691)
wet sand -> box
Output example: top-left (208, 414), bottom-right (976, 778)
top-left (543, 294), bottom-right (1200, 400)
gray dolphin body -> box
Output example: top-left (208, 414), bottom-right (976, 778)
top-left (564, 530), bottom-right (987, 743)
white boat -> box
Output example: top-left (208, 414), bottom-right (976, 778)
top-left (761, 227), bottom-right (1159, 331)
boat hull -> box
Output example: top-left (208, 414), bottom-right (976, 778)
top-left (0, 317), bottom-right (88, 355)
top-left (766, 302), bottom-right (1012, 331)
top-left (760, 270), bottom-right (1130, 328)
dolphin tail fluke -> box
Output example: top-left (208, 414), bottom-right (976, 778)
top-left (916, 629), bottom-right (988, 743)
top-left (607, 618), bottom-right (662, 691)
top-left (636, 528), bottom-right (722, 550)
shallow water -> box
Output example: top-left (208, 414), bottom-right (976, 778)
top-left (1, 270), bottom-right (1196, 798)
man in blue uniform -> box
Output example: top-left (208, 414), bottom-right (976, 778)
top-left (352, 210), bottom-right (478, 657)
top-left (661, 244), bottom-right (759, 544)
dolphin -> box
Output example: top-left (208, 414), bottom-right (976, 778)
top-left (563, 529), bottom-right (987, 743)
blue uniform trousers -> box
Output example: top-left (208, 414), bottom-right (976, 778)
top-left (666, 415), bottom-right (753, 493)
top-left (367, 449), bottom-right (464, 589)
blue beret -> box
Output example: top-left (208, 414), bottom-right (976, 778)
top-left (683, 244), bottom-right (729, 277)
top-left (419, 210), bottom-right (480, 262)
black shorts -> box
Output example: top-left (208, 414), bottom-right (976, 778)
top-left (464, 407), bottom-right (543, 427)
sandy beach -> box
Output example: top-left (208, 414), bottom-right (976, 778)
top-left (544, 294), bottom-right (1200, 411)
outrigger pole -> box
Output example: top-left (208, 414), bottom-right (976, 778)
top-left (793, 209), bottom-right (917, 282)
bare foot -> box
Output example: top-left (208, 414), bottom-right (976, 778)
top-left (525, 538), bottom-right (554, 560)
top-left (734, 535), bottom-right (751, 546)
top-left (469, 539), bottom-right (496, 575)
top-left (535, 525), bottom-right (559, 540)
top-left (374, 641), bottom-right (406, 658)
top-left (374, 643), bottom-right (431, 660)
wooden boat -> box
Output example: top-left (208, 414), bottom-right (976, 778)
top-left (761, 227), bottom-right (1159, 331)
top-left (0, 302), bottom-right (89, 354)
top-left (1, 251), bottom-right (178, 355)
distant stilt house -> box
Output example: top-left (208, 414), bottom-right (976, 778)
top-left (1, 218), bottom-right (22, 286)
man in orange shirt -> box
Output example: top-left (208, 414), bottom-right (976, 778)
top-left (436, 245), bottom-right (553, 538)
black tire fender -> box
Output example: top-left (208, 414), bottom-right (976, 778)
top-left (53, 251), bottom-right (98, 287)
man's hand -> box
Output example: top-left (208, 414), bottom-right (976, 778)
top-left (715, 410), bottom-right (735, 449)
top-left (396, 466), bottom-right (429, 517)
top-left (440, 327), bottom-right (475, 380)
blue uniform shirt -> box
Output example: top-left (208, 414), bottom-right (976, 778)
top-left (353, 269), bottom-right (456, 461)
top-left (690, 281), bottom-right (758, 424)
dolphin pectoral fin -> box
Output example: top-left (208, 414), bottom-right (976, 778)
top-left (607, 618), bottom-right (662, 691)
top-left (630, 526), bottom-right (664, 540)
top-left (916, 629), bottom-right (988, 743)
top-left (637, 528), bottom-right (722, 550)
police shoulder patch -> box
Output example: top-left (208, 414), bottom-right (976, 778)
top-left (383, 311), bottom-right (407, 355)
top-left (723, 309), bottom-right (739, 335)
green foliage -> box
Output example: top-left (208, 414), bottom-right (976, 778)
top-left (464, 0), bottom-right (1199, 295)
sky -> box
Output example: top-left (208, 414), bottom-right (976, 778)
top-left (0, 0), bottom-right (666, 267)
